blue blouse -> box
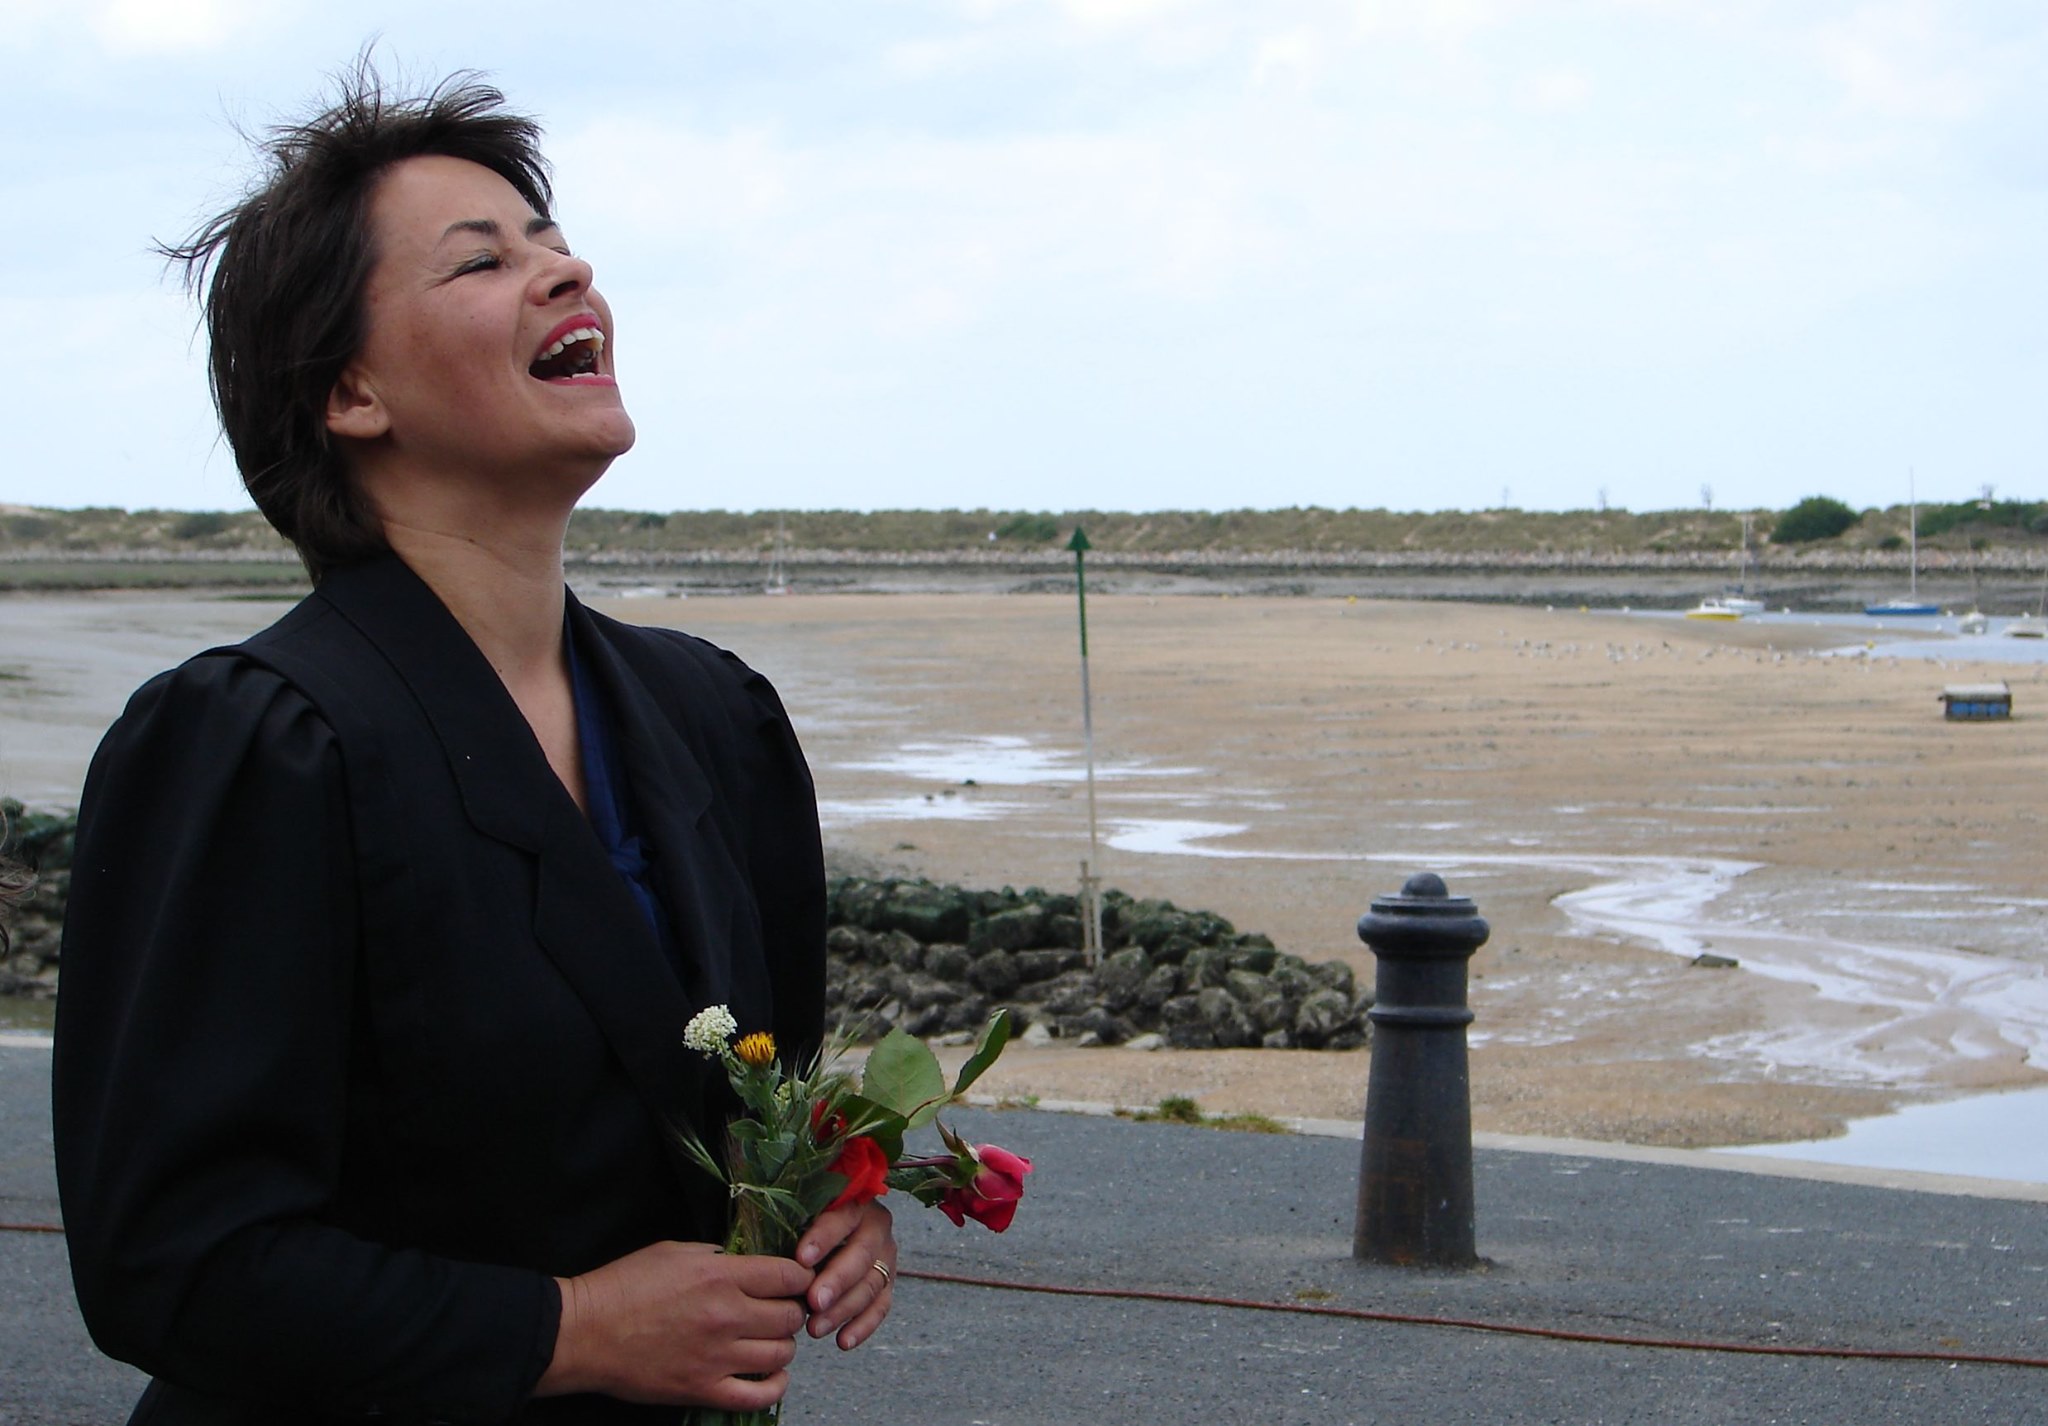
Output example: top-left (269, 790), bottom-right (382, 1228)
top-left (567, 623), bottom-right (677, 970)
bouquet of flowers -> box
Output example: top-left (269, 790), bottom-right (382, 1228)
top-left (675, 1005), bottom-right (1032, 1423)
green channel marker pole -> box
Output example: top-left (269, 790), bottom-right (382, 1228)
top-left (1068, 526), bottom-right (1104, 962)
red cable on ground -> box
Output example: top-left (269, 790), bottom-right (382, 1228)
top-left (901, 1268), bottom-right (2048, 1372)
top-left (3, 1219), bottom-right (2037, 1371)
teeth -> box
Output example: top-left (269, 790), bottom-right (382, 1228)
top-left (537, 326), bottom-right (604, 361)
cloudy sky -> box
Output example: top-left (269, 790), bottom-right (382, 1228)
top-left (4, 0), bottom-right (2043, 517)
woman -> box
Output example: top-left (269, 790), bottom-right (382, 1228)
top-left (52, 67), bottom-right (894, 1422)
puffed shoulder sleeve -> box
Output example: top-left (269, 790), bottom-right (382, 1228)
top-left (52, 655), bottom-right (558, 1423)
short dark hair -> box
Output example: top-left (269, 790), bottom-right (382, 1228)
top-left (164, 60), bottom-right (554, 582)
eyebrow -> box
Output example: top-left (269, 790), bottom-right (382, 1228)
top-left (437, 215), bottom-right (563, 245)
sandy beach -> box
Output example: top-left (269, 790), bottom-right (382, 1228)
top-left (5, 586), bottom-right (2046, 1151)
top-left (607, 590), bottom-right (2048, 1151)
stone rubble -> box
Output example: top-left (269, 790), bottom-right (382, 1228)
top-left (825, 875), bottom-right (1373, 1050)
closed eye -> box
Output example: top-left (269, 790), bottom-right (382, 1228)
top-left (453, 252), bottom-right (503, 276)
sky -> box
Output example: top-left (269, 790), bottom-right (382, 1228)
top-left (3, 0), bottom-right (2044, 518)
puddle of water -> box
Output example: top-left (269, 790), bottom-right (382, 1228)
top-left (1653, 804), bottom-right (1823, 816)
top-left (816, 794), bottom-right (1028, 826)
top-left (836, 734), bottom-right (1198, 786)
top-left (1620, 608), bottom-right (2048, 666)
top-left (1860, 881), bottom-right (1983, 894)
top-left (1108, 819), bottom-right (1270, 857)
top-left (1727, 1084), bottom-right (2048, 1186)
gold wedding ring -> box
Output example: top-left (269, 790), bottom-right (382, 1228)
top-left (871, 1259), bottom-right (893, 1287)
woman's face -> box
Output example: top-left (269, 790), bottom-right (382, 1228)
top-left (327, 154), bottom-right (636, 500)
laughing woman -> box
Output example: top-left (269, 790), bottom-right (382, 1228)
top-left (52, 69), bottom-right (894, 1423)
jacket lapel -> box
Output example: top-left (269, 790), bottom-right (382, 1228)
top-left (312, 558), bottom-right (719, 1168)
top-left (566, 597), bottom-right (775, 1039)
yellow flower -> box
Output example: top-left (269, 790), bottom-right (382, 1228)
top-left (735, 1032), bottom-right (777, 1068)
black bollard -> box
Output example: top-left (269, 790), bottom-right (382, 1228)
top-left (1352, 871), bottom-right (1489, 1267)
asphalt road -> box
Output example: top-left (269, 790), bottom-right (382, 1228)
top-left (5, 1045), bottom-right (2044, 1425)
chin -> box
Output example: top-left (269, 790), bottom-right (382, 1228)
top-left (599, 408), bottom-right (637, 457)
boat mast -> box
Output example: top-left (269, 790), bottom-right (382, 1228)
top-left (1907, 468), bottom-right (1918, 601)
top-left (766, 513), bottom-right (790, 594)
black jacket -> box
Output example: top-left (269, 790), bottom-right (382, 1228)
top-left (52, 555), bottom-right (826, 1424)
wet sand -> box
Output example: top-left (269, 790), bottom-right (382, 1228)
top-left (605, 591), bottom-right (2048, 1150)
top-left (6, 588), bottom-right (2046, 1151)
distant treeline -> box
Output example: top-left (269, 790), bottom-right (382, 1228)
top-left (3, 498), bottom-right (2046, 562)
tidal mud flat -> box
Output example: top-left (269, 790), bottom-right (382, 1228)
top-left (612, 589), bottom-right (2048, 1158)
top-left (4, 585), bottom-right (2045, 1161)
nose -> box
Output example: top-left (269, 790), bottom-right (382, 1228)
top-left (532, 245), bottom-right (595, 303)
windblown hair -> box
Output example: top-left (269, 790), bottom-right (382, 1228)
top-left (162, 59), bottom-right (554, 582)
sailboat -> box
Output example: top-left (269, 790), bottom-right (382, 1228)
top-left (2006, 569), bottom-right (2047, 639)
top-left (1957, 558), bottom-right (1989, 635)
top-left (1864, 474), bottom-right (1939, 616)
top-left (1716, 513), bottom-right (1766, 614)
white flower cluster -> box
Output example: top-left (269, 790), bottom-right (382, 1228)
top-left (683, 1004), bottom-right (739, 1055)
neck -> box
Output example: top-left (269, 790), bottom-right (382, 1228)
top-left (355, 454), bottom-right (599, 675)
top-left (380, 517), bottom-right (570, 680)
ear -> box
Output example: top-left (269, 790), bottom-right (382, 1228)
top-left (325, 363), bottom-right (391, 441)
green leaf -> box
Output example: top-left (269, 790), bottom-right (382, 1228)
top-left (950, 1009), bottom-right (1014, 1098)
top-left (860, 1030), bottom-right (948, 1123)
top-left (833, 1093), bottom-right (907, 1163)
top-left (751, 1135), bottom-right (797, 1186)
top-left (800, 1173), bottom-right (849, 1219)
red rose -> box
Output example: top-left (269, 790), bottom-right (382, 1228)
top-left (938, 1144), bottom-right (1034, 1232)
top-left (825, 1135), bottom-right (889, 1211)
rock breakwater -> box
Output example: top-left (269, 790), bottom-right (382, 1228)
top-left (0, 807), bottom-right (1374, 1052)
top-left (0, 800), bottom-right (68, 997)
top-left (825, 875), bottom-right (1372, 1050)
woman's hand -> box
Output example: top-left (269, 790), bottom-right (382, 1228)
top-left (536, 1241), bottom-right (812, 1407)
top-left (795, 1198), bottom-right (896, 1349)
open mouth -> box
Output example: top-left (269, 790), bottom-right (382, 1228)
top-left (529, 323), bottom-right (605, 380)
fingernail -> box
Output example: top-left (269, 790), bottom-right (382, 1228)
top-left (798, 1244), bottom-right (820, 1267)
top-left (813, 1286), bottom-right (834, 1312)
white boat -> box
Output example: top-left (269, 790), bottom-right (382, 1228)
top-left (1715, 595), bottom-right (1766, 615)
top-left (1956, 561), bottom-right (1989, 634)
top-left (1685, 598), bottom-right (1745, 621)
top-left (2005, 570), bottom-right (2048, 638)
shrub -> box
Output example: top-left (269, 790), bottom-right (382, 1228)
top-left (993, 513), bottom-right (1063, 543)
top-left (1770, 496), bottom-right (1859, 544)
top-left (1919, 500), bottom-right (2048, 539)
top-left (170, 511), bottom-right (232, 541)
